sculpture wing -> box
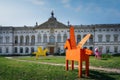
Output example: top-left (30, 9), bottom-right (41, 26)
top-left (77, 34), bottom-right (91, 48)
top-left (69, 26), bottom-right (76, 49)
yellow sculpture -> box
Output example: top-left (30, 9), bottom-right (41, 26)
top-left (33, 47), bottom-right (49, 59)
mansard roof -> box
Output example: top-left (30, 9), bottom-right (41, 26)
top-left (35, 12), bottom-right (68, 29)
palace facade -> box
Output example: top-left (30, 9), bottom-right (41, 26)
top-left (0, 12), bottom-right (120, 55)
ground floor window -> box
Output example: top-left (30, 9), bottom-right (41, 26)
top-left (25, 47), bottom-right (29, 53)
top-left (89, 47), bottom-right (93, 50)
top-left (106, 46), bottom-right (110, 53)
top-left (0, 47), bottom-right (2, 53)
top-left (31, 47), bottom-right (34, 53)
top-left (6, 47), bottom-right (9, 53)
top-left (20, 47), bottom-right (23, 53)
top-left (14, 47), bottom-right (17, 53)
top-left (114, 46), bottom-right (118, 53)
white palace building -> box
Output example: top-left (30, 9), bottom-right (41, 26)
top-left (0, 12), bottom-right (120, 55)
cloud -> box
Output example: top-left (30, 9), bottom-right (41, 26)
top-left (62, 0), bottom-right (70, 4)
top-left (29, 0), bottom-right (45, 5)
top-left (61, 0), bottom-right (71, 8)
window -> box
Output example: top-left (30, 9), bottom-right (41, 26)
top-left (106, 35), bottom-right (110, 42)
top-left (43, 34), bottom-right (47, 43)
top-left (37, 33), bottom-right (41, 43)
top-left (98, 46), bottom-right (103, 53)
top-left (99, 29), bottom-right (101, 32)
top-left (89, 35), bottom-right (93, 43)
top-left (0, 36), bottom-right (3, 43)
top-left (20, 36), bottom-right (24, 44)
top-left (26, 35), bottom-right (29, 45)
top-left (25, 47), bottom-right (29, 53)
top-left (77, 35), bottom-right (81, 43)
top-left (0, 47), bottom-right (2, 53)
top-left (20, 47), bottom-right (23, 53)
top-left (31, 47), bottom-right (34, 53)
top-left (89, 47), bottom-right (93, 50)
top-left (57, 33), bottom-right (61, 42)
top-left (15, 36), bottom-right (18, 44)
top-left (6, 47), bottom-right (9, 53)
top-left (31, 35), bottom-right (35, 45)
top-left (49, 35), bottom-right (55, 43)
top-left (83, 34), bottom-right (87, 44)
top-left (106, 46), bottom-right (110, 53)
top-left (114, 34), bottom-right (118, 42)
top-left (114, 46), bottom-right (118, 53)
top-left (107, 29), bottom-right (109, 31)
top-left (63, 33), bottom-right (67, 42)
top-left (14, 47), bottom-right (17, 53)
top-left (6, 36), bottom-right (9, 43)
top-left (98, 35), bottom-right (102, 42)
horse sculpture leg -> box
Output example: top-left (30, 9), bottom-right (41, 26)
top-left (71, 60), bottom-right (74, 70)
top-left (78, 61), bottom-right (82, 77)
top-left (66, 60), bottom-right (69, 70)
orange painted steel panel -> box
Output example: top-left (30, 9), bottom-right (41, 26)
top-left (70, 26), bottom-right (76, 49)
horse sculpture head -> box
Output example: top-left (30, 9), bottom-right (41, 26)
top-left (83, 48), bottom-right (93, 55)
top-left (44, 48), bottom-right (49, 53)
top-left (64, 39), bottom-right (71, 50)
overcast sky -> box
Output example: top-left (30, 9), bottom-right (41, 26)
top-left (0, 0), bottom-right (120, 26)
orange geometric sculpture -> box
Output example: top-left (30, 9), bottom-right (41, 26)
top-left (64, 26), bottom-right (93, 77)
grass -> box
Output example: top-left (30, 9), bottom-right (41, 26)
top-left (90, 56), bottom-right (120, 69)
top-left (14, 55), bottom-right (120, 69)
top-left (0, 57), bottom-right (120, 80)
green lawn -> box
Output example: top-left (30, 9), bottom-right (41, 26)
top-left (0, 57), bottom-right (120, 80)
top-left (14, 55), bottom-right (120, 69)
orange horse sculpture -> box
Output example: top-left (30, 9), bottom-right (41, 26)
top-left (64, 26), bottom-right (93, 77)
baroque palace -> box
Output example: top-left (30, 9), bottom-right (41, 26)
top-left (0, 12), bottom-right (120, 55)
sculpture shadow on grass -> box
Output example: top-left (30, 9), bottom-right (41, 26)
top-left (89, 70), bottom-right (116, 80)
top-left (73, 69), bottom-right (116, 80)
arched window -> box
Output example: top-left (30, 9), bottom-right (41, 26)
top-left (0, 36), bottom-right (3, 43)
top-left (25, 47), bottom-right (29, 53)
top-left (31, 35), bottom-right (35, 45)
top-left (89, 47), bottom-right (93, 50)
top-left (57, 33), bottom-right (61, 42)
top-left (20, 36), bottom-right (24, 44)
top-left (63, 33), bottom-right (67, 42)
top-left (89, 35), bottom-right (93, 44)
top-left (77, 35), bottom-right (81, 43)
top-left (38, 33), bottom-right (41, 43)
top-left (26, 35), bottom-right (29, 45)
top-left (43, 34), bottom-right (47, 43)
top-left (31, 47), bottom-right (34, 53)
top-left (49, 35), bottom-right (55, 43)
top-left (15, 36), bottom-right (18, 44)
top-left (83, 34), bottom-right (87, 44)
top-left (20, 47), bottom-right (23, 53)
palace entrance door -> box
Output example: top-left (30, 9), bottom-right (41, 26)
top-left (50, 47), bottom-right (54, 55)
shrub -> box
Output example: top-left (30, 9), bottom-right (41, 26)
top-left (101, 54), bottom-right (112, 58)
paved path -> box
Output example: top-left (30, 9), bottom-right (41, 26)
top-left (6, 57), bottom-right (120, 74)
